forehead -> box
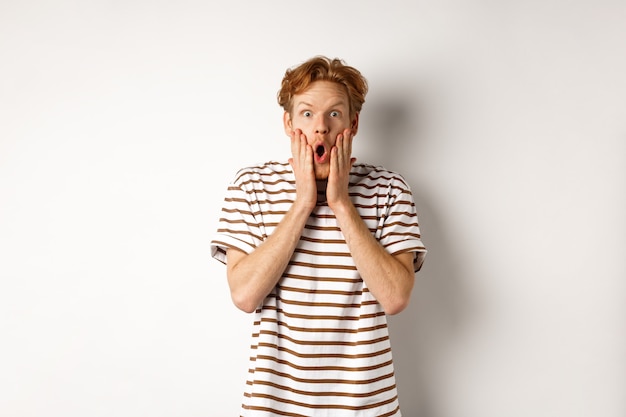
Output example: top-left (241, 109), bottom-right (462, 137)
top-left (293, 81), bottom-right (349, 108)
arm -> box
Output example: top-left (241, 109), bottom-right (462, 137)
top-left (331, 202), bottom-right (415, 315)
top-left (226, 200), bottom-right (312, 313)
top-left (226, 130), bottom-right (317, 313)
top-left (327, 131), bottom-right (415, 315)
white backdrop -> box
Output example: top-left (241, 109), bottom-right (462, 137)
top-left (1, 1), bottom-right (624, 416)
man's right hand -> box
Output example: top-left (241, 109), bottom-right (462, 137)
top-left (288, 128), bottom-right (317, 212)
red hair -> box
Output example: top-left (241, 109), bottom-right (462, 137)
top-left (277, 56), bottom-right (368, 117)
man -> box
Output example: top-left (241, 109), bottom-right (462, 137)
top-left (211, 56), bottom-right (426, 416)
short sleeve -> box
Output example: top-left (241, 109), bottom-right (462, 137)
top-left (210, 180), bottom-right (264, 265)
top-left (378, 178), bottom-right (427, 272)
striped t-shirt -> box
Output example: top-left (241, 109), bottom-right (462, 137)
top-left (211, 161), bottom-right (426, 417)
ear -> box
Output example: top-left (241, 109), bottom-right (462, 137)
top-left (351, 112), bottom-right (360, 136)
top-left (283, 111), bottom-right (293, 136)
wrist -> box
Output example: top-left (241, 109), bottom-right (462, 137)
top-left (328, 197), bottom-right (354, 217)
top-left (292, 197), bottom-right (316, 216)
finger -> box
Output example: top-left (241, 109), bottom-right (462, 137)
top-left (290, 129), bottom-right (300, 161)
top-left (330, 144), bottom-right (338, 171)
top-left (291, 129), bottom-right (308, 167)
top-left (299, 132), bottom-right (310, 166)
top-left (292, 129), bottom-right (313, 173)
top-left (332, 135), bottom-right (342, 169)
top-left (335, 133), bottom-right (350, 168)
top-left (343, 128), bottom-right (353, 159)
top-left (336, 129), bottom-right (351, 162)
top-left (304, 143), bottom-right (314, 173)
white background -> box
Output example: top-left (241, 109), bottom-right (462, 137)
top-left (1, 1), bottom-right (624, 416)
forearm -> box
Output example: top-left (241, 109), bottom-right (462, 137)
top-left (227, 201), bottom-right (312, 313)
top-left (332, 201), bottom-right (415, 315)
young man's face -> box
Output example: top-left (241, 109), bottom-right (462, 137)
top-left (284, 80), bottom-right (359, 180)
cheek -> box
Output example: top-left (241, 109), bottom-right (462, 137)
top-left (332, 115), bottom-right (351, 127)
top-left (290, 116), bottom-right (308, 130)
top-left (293, 119), bottom-right (316, 136)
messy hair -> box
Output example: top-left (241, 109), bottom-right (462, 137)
top-left (277, 56), bottom-right (368, 117)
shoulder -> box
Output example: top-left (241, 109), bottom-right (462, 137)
top-left (350, 162), bottom-right (410, 190)
top-left (231, 160), bottom-right (294, 187)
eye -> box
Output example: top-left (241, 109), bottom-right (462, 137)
top-left (302, 111), bottom-right (312, 117)
top-left (330, 111), bottom-right (340, 117)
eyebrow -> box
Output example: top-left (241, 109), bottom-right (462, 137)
top-left (294, 100), bottom-right (347, 109)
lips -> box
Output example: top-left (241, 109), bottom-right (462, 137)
top-left (314, 143), bottom-right (328, 163)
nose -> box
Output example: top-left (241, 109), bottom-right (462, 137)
top-left (314, 114), bottom-right (329, 135)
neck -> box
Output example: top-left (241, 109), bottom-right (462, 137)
top-left (316, 180), bottom-right (328, 205)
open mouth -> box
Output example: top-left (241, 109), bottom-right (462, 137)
top-left (315, 145), bottom-right (326, 158)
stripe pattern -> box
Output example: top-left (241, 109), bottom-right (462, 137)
top-left (211, 161), bottom-right (426, 416)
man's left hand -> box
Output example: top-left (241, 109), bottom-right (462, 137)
top-left (327, 128), bottom-right (356, 210)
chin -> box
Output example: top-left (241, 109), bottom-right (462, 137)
top-left (314, 167), bottom-right (330, 180)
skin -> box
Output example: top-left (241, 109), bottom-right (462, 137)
top-left (225, 81), bottom-right (415, 315)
